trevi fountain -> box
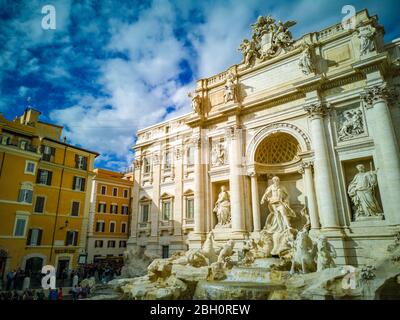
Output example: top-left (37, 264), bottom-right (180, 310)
top-left (88, 10), bottom-right (400, 300)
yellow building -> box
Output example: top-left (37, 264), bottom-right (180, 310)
top-left (0, 108), bottom-right (99, 284)
top-left (87, 168), bottom-right (133, 263)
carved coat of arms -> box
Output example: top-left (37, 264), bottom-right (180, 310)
top-left (238, 15), bottom-right (297, 69)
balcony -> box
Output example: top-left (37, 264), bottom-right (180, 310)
top-left (137, 221), bottom-right (151, 236)
top-left (159, 220), bottom-right (174, 235)
top-left (1, 139), bottom-right (38, 154)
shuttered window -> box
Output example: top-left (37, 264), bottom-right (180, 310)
top-left (34, 196), bottom-right (45, 213)
top-left (26, 228), bottom-right (42, 246)
top-left (36, 169), bottom-right (52, 186)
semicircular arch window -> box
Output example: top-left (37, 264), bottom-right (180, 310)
top-left (255, 132), bottom-right (301, 164)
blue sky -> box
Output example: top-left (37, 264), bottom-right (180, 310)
top-left (1, 0), bottom-right (399, 171)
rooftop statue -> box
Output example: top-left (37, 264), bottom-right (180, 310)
top-left (239, 15), bottom-right (297, 69)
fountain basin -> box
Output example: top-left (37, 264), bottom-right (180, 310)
top-left (193, 280), bottom-right (287, 300)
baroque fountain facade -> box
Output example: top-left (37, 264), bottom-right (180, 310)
top-left (91, 9), bottom-right (400, 300)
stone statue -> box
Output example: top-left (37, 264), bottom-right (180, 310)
top-left (290, 229), bottom-right (317, 274)
top-left (213, 186), bottom-right (231, 228)
top-left (223, 71), bottom-right (238, 103)
top-left (217, 240), bottom-right (235, 266)
top-left (211, 142), bottom-right (225, 166)
top-left (239, 15), bottom-right (296, 69)
top-left (188, 92), bottom-right (202, 115)
top-left (357, 25), bottom-right (376, 56)
top-left (238, 39), bottom-right (256, 68)
top-left (298, 45), bottom-right (315, 75)
top-left (241, 239), bottom-right (257, 265)
top-left (348, 164), bottom-right (382, 219)
top-left (315, 235), bottom-right (336, 272)
top-left (261, 176), bottom-right (297, 257)
top-left (338, 109), bottom-right (365, 141)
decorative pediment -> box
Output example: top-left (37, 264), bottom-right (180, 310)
top-left (183, 189), bottom-right (194, 196)
top-left (160, 192), bottom-right (174, 199)
top-left (139, 195), bottom-right (151, 202)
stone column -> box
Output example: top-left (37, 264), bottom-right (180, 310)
top-left (299, 161), bottom-right (320, 230)
top-left (304, 102), bottom-right (339, 229)
top-left (250, 172), bottom-right (261, 232)
top-left (193, 133), bottom-right (205, 234)
top-left (362, 84), bottom-right (400, 224)
top-left (151, 151), bottom-right (161, 237)
top-left (227, 125), bottom-right (246, 233)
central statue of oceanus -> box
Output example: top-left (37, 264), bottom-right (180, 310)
top-left (261, 176), bottom-right (297, 256)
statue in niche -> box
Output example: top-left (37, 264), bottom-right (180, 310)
top-left (348, 164), bottom-right (382, 219)
top-left (211, 142), bottom-right (225, 166)
top-left (338, 108), bottom-right (365, 141)
top-left (315, 235), bottom-right (337, 272)
top-left (188, 92), bottom-right (202, 115)
top-left (298, 44), bottom-right (315, 75)
top-left (357, 24), bottom-right (376, 56)
top-left (213, 186), bottom-right (231, 228)
top-left (223, 71), bottom-right (238, 103)
top-left (261, 176), bottom-right (297, 256)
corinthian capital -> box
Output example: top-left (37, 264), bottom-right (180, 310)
top-left (303, 102), bottom-right (329, 118)
top-left (191, 134), bottom-right (202, 149)
top-left (225, 125), bottom-right (242, 140)
top-left (361, 84), bottom-right (398, 108)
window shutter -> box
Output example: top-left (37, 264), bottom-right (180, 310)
top-left (73, 232), bottom-right (78, 246)
top-left (18, 190), bottom-right (24, 202)
top-left (65, 231), bottom-right (70, 246)
top-left (81, 178), bottom-right (86, 191)
top-left (98, 203), bottom-right (101, 212)
top-left (47, 171), bottom-right (53, 186)
top-left (51, 147), bottom-right (55, 156)
top-left (83, 157), bottom-right (87, 170)
top-left (37, 229), bottom-right (42, 245)
top-left (26, 229), bottom-right (32, 245)
top-left (36, 170), bottom-right (42, 183)
top-left (115, 205), bottom-right (118, 214)
top-left (27, 190), bottom-right (33, 204)
top-left (75, 154), bottom-right (79, 168)
top-left (72, 177), bottom-right (77, 190)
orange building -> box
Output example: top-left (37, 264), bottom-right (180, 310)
top-left (0, 108), bottom-right (99, 285)
top-left (87, 168), bottom-right (133, 263)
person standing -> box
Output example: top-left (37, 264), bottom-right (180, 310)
top-left (6, 270), bottom-right (15, 291)
top-left (22, 271), bottom-right (31, 290)
top-left (72, 272), bottom-right (79, 288)
top-left (57, 288), bottom-right (63, 300)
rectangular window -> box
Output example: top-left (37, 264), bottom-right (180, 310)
top-left (186, 198), bottom-right (194, 219)
top-left (65, 231), bottom-right (78, 246)
top-left (121, 223), bottom-right (127, 233)
top-left (162, 245), bottom-right (169, 259)
top-left (164, 152), bottom-right (171, 170)
top-left (101, 186), bottom-right (106, 195)
top-left (119, 241), bottom-right (127, 248)
top-left (25, 161), bottom-right (36, 175)
top-left (110, 222), bottom-right (116, 233)
top-left (141, 204), bottom-right (149, 222)
top-left (107, 240), bottom-right (116, 248)
top-left (75, 154), bottom-right (88, 170)
top-left (34, 196), bottom-right (45, 213)
top-left (41, 145), bottom-right (55, 162)
top-left (121, 206), bottom-right (129, 215)
top-left (36, 169), bottom-right (52, 186)
top-left (26, 228), bottom-right (42, 246)
top-left (144, 158), bottom-right (151, 174)
top-left (95, 221), bottom-right (105, 232)
top-left (110, 204), bottom-right (118, 214)
top-left (71, 201), bottom-right (80, 216)
top-left (72, 176), bottom-right (86, 191)
top-left (98, 203), bottom-right (106, 213)
top-left (113, 188), bottom-right (118, 197)
top-left (162, 201), bottom-right (171, 221)
top-left (14, 217), bottom-right (27, 237)
top-left (94, 240), bottom-right (103, 248)
top-left (18, 189), bottom-right (33, 204)
top-left (123, 189), bottom-right (129, 198)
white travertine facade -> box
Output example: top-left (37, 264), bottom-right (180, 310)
top-left (128, 9), bottom-right (400, 266)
